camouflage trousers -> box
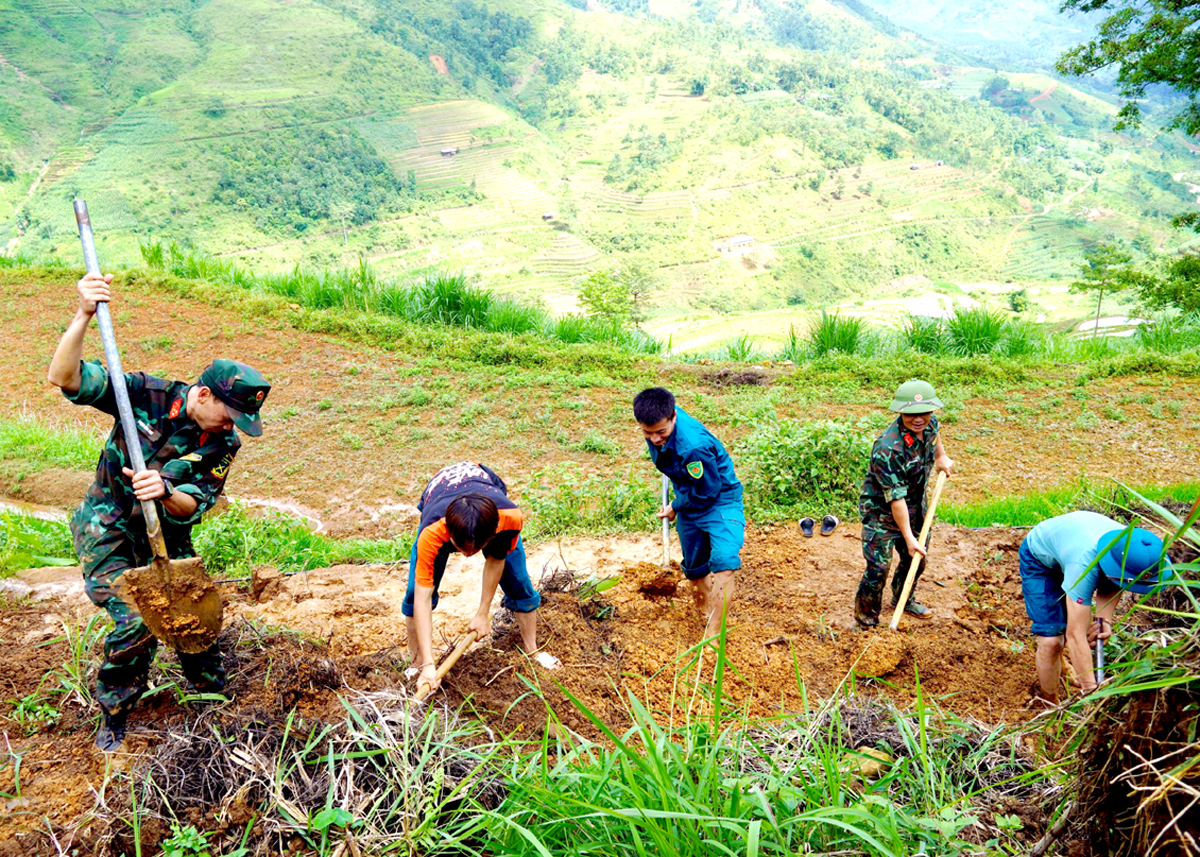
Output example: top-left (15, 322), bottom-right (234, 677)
top-left (71, 506), bottom-right (224, 716)
top-left (854, 513), bottom-right (928, 618)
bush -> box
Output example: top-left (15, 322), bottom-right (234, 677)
top-left (901, 315), bottom-right (946, 355)
top-left (806, 311), bottom-right (870, 357)
top-left (944, 306), bottom-right (1007, 356)
top-left (738, 418), bottom-right (875, 520)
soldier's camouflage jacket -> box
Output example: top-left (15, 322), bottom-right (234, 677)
top-left (65, 360), bottom-right (238, 538)
top-left (858, 414), bottom-right (940, 532)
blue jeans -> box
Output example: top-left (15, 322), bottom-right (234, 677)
top-left (1019, 540), bottom-right (1067, 637)
top-left (401, 534), bottom-right (541, 616)
top-left (677, 503), bottom-right (746, 581)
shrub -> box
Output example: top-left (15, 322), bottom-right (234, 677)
top-left (901, 315), bottom-right (946, 355)
top-left (722, 333), bottom-right (757, 362)
top-left (806, 311), bottom-right (869, 357)
top-left (738, 418), bottom-right (875, 520)
top-left (944, 306), bottom-right (1007, 356)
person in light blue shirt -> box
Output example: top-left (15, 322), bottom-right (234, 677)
top-left (634, 387), bottom-right (745, 642)
top-left (1020, 510), bottom-right (1172, 703)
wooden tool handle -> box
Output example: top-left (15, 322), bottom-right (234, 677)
top-left (414, 629), bottom-right (480, 702)
top-left (889, 470), bottom-right (948, 631)
top-left (75, 200), bottom-right (169, 566)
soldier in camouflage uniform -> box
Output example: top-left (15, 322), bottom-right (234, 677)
top-left (854, 380), bottom-right (955, 628)
top-left (48, 272), bottom-right (270, 750)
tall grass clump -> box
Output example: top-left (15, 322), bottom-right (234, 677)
top-left (806, 311), bottom-right (871, 357)
top-left (738, 417), bottom-right (875, 521)
top-left (1137, 313), bottom-right (1200, 353)
top-left (944, 306), bottom-right (1007, 356)
top-left (723, 332), bottom-right (758, 362)
top-left (901, 314), bottom-right (946, 355)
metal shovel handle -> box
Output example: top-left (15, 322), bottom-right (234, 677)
top-left (661, 475), bottom-right (670, 568)
top-left (74, 200), bottom-right (169, 563)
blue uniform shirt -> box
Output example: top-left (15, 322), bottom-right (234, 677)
top-left (1023, 511), bottom-right (1120, 606)
top-left (647, 407), bottom-right (743, 515)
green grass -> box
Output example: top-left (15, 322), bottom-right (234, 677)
top-left (192, 502), bottom-right (412, 580)
top-left (0, 415), bottom-right (101, 472)
top-left (941, 479), bottom-right (1200, 528)
top-left (0, 511), bottom-right (75, 577)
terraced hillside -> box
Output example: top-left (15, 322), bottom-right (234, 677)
top-left (0, 0), bottom-right (1194, 339)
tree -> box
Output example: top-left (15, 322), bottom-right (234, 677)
top-left (1138, 254), bottom-right (1200, 313)
top-left (578, 270), bottom-right (633, 323)
top-left (1069, 243), bottom-right (1142, 337)
top-left (1057, 0), bottom-right (1200, 135)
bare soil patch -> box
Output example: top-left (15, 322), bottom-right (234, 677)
top-left (0, 522), bottom-right (1046, 853)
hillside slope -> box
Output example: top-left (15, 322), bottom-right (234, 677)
top-left (0, 0), bottom-right (1195, 327)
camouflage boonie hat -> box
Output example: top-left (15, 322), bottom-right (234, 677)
top-left (199, 359), bottom-right (270, 436)
top-left (889, 379), bottom-right (942, 414)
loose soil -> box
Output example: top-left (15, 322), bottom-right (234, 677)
top-left (2, 521), bottom-right (1051, 854)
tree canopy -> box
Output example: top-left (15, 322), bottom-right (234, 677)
top-left (1057, 0), bottom-right (1200, 134)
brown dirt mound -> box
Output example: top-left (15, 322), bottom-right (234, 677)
top-left (443, 524), bottom-right (1041, 737)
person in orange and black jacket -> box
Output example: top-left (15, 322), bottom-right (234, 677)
top-left (403, 462), bottom-right (560, 693)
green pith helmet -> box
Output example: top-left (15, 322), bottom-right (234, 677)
top-left (889, 379), bottom-right (943, 414)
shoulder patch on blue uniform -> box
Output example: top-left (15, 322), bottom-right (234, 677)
top-left (686, 460), bottom-right (703, 479)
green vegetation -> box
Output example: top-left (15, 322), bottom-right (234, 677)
top-left (0, 512), bottom-right (75, 578)
top-left (141, 245), bottom-right (663, 355)
top-left (738, 418), bottom-right (878, 521)
top-left (193, 503), bottom-right (410, 581)
top-left (941, 480), bottom-right (1200, 528)
top-left (0, 415), bottom-right (100, 472)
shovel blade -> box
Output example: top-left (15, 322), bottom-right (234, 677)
top-left (124, 556), bottom-right (223, 654)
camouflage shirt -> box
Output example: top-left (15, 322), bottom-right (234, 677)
top-left (858, 414), bottom-right (940, 530)
top-left (64, 360), bottom-right (239, 534)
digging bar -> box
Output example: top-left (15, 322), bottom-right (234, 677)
top-left (661, 474), bottom-right (670, 569)
top-left (1094, 636), bottom-right (1105, 686)
top-left (75, 200), bottom-right (222, 654)
top-left (414, 629), bottom-right (480, 702)
top-left (888, 470), bottom-right (948, 631)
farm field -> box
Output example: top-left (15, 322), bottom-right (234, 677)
top-left (0, 267), bottom-right (1197, 855)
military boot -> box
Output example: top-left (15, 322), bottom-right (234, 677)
top-left (95, 710), bottom-right (127, 752)
top-left (854, 587), bottom-right (881, 628)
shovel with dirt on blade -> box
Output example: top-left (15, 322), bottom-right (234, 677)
top-left (74, 200), bottom-right (223, 655)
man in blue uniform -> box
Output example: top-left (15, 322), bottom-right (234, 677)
top-left (634, 387), bottom-right (745, 641)
top-left (1020, 511), bottom-right (1171, 703)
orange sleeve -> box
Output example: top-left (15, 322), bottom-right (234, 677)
top-left (416, 520), bottom-right (451, 587)
top-left (497, 507), bottom-right (523, 554)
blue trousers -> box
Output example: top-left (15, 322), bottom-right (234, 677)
top-left (401, 535), bottom-right (541, 616)
top-left (677, 503), bottom-right (745, 581)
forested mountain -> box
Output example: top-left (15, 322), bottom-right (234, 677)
top-left (0, 0), bottom-right (1194, 327)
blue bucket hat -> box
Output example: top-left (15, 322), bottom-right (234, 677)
top-left (1096, 528), bottom-right (1172, 594)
